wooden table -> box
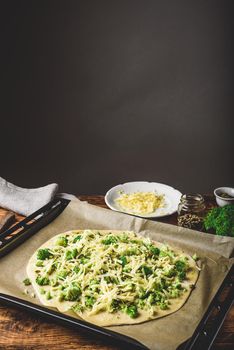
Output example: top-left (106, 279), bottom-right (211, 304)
top-left (0, 195), bottom-right (233, 350)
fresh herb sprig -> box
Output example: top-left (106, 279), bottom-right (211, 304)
top-left (204, 204), bottom-right (234, 237)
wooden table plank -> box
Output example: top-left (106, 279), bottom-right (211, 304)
top-left (0, 195), bottom-right (233, 350)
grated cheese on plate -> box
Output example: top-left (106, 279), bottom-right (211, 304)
top-left (115, 191), bottom-right (165, 215)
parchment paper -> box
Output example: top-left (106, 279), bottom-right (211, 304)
top-left (0, 199), bottom-right (233, 350)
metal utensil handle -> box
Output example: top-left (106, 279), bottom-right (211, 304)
top-left (0, 198), bottom-right (69, 258)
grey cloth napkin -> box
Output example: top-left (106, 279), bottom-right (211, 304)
top-left (0, 177), bottom-right (59, 216)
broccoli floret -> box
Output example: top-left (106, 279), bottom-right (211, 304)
top-left (73, 266), bottom-right (80, 273)
top-left (192, 254), bottom-right (198, 261)
top-left (64, 286), bottom-right (81, 301)
top-left (85, 296), bottom-right (96, 308)
top-left (125, 248), bottom-right (138, 256)
top-left (164, 268), bottom-right (176, 277)
top-left (57, 270), bottom-right (68, 280)
top-left (46, 263), bottom-right (56, 275)
top-left (90, 279), bottom-right (99, 285)
top-left (123, 267), bottom-right (131, 273)
top-left (153, 282), bottom-right (163, 292)
top-left (80, 255), bottom-right (89, 264)
top-left (175, 260), bottom-right (187, 281)
top-left (23, 278), bottom-right (31, 286)
top-left (148, 291), bottom-right (163, 305)
top-left (73, 235), bottom-right (82, 243)
top-left (178, 271), bottom-right (186, 282)
top-left (102, 236), bottom-right (118, 245)
top-left (137, 299), bottom-right (146, 309)
top-left (120, 255), bottom-right (127, 267)
top-left (169, 289), bottom-right (180, 298)
top-left (72, 303), bottom-right (84, 313)
top-left (104, 276), bottom-right (112, 283)
top-left (36, 275), bottom-right (50, 286)
top-left (103, 276), bottom-right (117, 285)
top-left (58, 292), bottom-right (65, 302)
top-left (148, 293), bottom-right (157, 305)
top-left (50, 277), bottom-right (58, 287)
top-left (138, 288), bottom-right (149, 299)
top-left (46, 291), bottom-right (52, 300)
top-left (119, 234), bottom-right (129, 243)
top-left (110, 299), bottom-right (122, 312)
top-left (37, 248), bottom-right (53, 260)
top-left (148, 245), bottom-right (160, 256)
top-left (125, 304), bottom-right (138, 318)
top-left (159, 301), bottom-right (168, 310)
top-left (160, 278), bottom-right (168, 289)
top-left (159, 250), bottom-right (168, 257)
top-left (56, 236), bottom-right (68, 247)
top-left (174, 282), bottom-right (182, 289)
top-left (65, 248), bottom-right (78, 260)
top-left (141, 265), bottom-right (153, 276)
top-left (130, 239), bottom-right (140, 244)
top-left (175, 260), bottom-right (186, 272)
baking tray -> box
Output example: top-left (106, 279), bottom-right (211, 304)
top-left (0, 198), bottom-right (233, 350)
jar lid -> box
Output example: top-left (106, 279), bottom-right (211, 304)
top-left (179, 193), bottom-right (205, 210)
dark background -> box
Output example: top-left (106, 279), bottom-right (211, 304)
top-left (0, 0), bottom-right (233, 195)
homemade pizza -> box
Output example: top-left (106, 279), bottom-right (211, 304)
top-left (27, 230), bottom-right (199, 326)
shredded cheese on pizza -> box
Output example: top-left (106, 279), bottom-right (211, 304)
top-left (31, 230), bottom-right (194, 319)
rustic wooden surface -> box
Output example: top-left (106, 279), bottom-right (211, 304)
top-left (0, 195), bottom-right (233, 350)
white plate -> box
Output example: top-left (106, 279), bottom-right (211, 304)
top-left (105, 181), bottom-right (182, 218)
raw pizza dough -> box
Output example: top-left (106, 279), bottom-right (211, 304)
top-left (27, 230), bottom-right (199, 326)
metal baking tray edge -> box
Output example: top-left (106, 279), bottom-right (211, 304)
top-left (0, 198), bottom-right (233, 350)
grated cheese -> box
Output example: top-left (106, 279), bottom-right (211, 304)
top-left (115, 191), bottom-right (165, 214)
top-left (32, 230), bottom-right (193, 319)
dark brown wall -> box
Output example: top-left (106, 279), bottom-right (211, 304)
top-left (0, 0), bottom-right (233, 195)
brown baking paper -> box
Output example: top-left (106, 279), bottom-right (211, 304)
top-left (0, 199), bottom-right (233, 350)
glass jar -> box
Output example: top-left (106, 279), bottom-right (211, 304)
top-left (177, 193), bottom-right (206, 230)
